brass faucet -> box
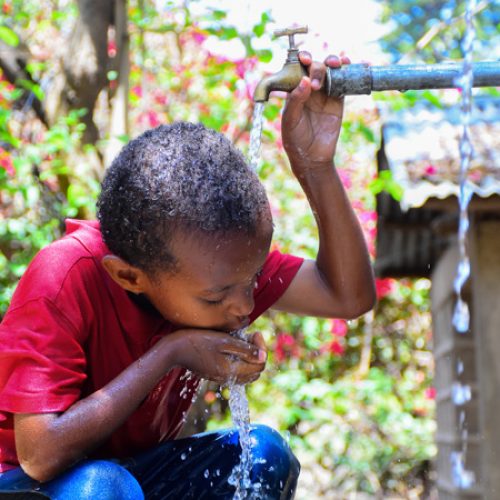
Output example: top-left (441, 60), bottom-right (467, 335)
top-left (253, 26), bottom-right (308, 102)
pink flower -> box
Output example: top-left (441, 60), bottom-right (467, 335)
top-left (329, 319), bottom-right (348, 337)
top-left (425, 387), bottom-right (436, 400)
top-left (138, 110), bottom-right (162, 128)
top-left (234, 59), bottom-right (247, 79)
top-left (424, 164), bottom-right (437, 176)
top-left (191, 29), bottom-right (207, 46)
top-left (375, 278), bottom-right (394, 299)
top-left (131, 85), bottom-right (143, 98)
top-left (152, 90), bottom-right (168, 106)
top-left (338, 169), bottom-right (352, 189)
top-left (360, 210), bottom-right (377, 223)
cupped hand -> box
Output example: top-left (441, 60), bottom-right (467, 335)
top-left (169, 329), bottom-right (268, 385)
top-left (282, 52), bottom-right (351, 168)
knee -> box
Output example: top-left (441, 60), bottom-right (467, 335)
top-left (44, 460), bottom-right (144, 500)
top-left (249, 424), bottom-right (300, 497)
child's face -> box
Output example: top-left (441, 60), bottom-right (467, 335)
top-left (143, 220), bottom-right (273, 332)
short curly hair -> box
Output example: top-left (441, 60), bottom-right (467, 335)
top-left (97, 122), bottom-right (269, 274)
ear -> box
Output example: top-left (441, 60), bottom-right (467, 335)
top-left (101, 255), bottom-right (149, 294)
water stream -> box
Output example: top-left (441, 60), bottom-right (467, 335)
top-left (224, 106), bottom-right (266, 499)
top-left (450, 0), bottom-right (477, 489)
top-left (248, 103), bottom-right (265, 171)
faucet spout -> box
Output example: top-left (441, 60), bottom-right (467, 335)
top-left (253, 26), bottom-right (309, 102)
top-left (253, 63), bottom-right (307, 102)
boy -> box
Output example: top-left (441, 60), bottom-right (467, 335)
top-left (0, 52), bottom-right (375, 498)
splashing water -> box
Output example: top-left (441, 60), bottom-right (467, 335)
top-left (452, 0), bottom-right (476, 334)
top-left (248, 103), bottom-right (265, 171)
top-left (227, 328), bottom-right (261, 499)
top-left (450, 0), bottom-right (477, 490)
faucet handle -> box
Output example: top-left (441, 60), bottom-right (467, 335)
top-left (274, 26), bottom-right (308, 50)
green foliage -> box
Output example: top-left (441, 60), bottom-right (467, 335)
top-left (0, 25), bottom-right (19, 46)
top-left (0, 79), bottom-right (99, 312)
top-left (369, 170), bottom-right (404, 201)
top-left (375, 0), bottom-right (500, 63)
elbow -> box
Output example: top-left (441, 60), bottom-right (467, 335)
top-left (18, 444), bottom-right (69, 483)
top-left (19, 458), bottom-right (60, 483)
top-left (339, 288), bottom-right (377, 320)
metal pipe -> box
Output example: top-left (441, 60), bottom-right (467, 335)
top-left (325, 61), bottom-right (500, 98)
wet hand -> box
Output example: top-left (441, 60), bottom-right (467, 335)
top-left (170, 329), bottom-right (267, 385)
top-left (282, 51), bottom-right (351, 169)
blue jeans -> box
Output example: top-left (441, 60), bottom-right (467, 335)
top-left (0, 424), bottom-right (300, 499)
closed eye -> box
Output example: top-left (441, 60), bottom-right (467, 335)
top-left (201, 268), bottom-right (263, 306)
top-left (203, 297), bottom-right (225, 306)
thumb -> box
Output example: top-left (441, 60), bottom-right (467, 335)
top-left (283, 76), bottom-right (311, 126)
top-left (249, 331), bottom-right (267, 352)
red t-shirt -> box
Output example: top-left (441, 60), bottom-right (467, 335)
top-left (0, 219), bottom-right (303, 472)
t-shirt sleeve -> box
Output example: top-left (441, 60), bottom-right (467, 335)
top-left (0, 298), bottom-right (87, 414)
top-left (250, 250), bottom-right (304, 322)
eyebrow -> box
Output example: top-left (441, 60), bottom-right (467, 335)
top-left (202, 284), bottom-right (232, 295)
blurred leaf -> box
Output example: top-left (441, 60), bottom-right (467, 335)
top-left (0, 25), bottom-right (19, 46)
top-left (17, 79), bottom-right (44, 101)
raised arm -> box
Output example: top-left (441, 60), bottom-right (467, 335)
top-left (273, 52), bottom-right (376, 319)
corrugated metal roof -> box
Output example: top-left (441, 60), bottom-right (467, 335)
top-left (380, 97), bottom-right (500, 211)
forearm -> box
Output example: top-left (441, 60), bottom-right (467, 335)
top-left (15, 333), bottom-right (182, 482)
top-left (291, 159), bottom-right (376, 315)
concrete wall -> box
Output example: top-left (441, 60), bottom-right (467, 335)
top-left (471, 220), bottom-right (500, 500)
top-left (431, 219), bottom-right (500, 499)
top-left (431, 239), bottom-right (482, 499)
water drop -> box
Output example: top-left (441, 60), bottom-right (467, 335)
top-left (452, 382), bottom-right (472, 405)
top-left (450, 451), bottom-right (475, 489)
top-left (453, 299), bottom-right (470, 333)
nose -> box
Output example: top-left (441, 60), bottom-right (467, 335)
top-left (228, 285), bottom-right (255, 318)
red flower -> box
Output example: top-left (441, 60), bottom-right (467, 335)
top-left (0, 148), bottom-right (14, 176)
top-left (320, 339), bottom-right (345, 356)
top-left (275, 333), bottom-right (300, 363)
top-left (375, 278), bottom-right (394, 299)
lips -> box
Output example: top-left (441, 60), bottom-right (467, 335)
top-left (225, 317), bottom-right (250, 333)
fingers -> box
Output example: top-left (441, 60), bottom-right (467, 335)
top-left (299, 51), bottom-right (326, 90)
top-left (220, 337), bottom-right (267, 365)
top-left (296, 52), bottom-right (351, 99)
